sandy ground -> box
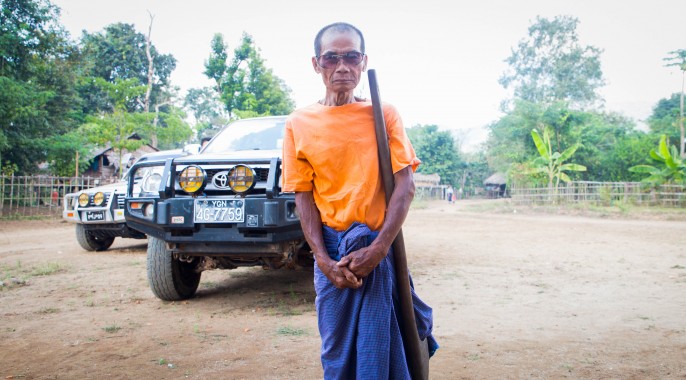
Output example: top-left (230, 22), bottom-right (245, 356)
top-left (1, 199), bottom-right (685, 379)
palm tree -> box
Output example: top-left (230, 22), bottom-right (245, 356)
top-left (664, 49), bottom-right (686, 158)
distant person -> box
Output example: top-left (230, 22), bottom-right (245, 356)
top-left (282, 21), bottom-right (437, 378)
top-left (200, 136), bottom-right (212, 148)
top-left (446, 185), bottom-right (454, 203)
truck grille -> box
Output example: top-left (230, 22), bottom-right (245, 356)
top-left (204, 168), bottom-right (269, 182)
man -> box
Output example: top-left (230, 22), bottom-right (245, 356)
top-left (282, 22), bottom-right (437, 379)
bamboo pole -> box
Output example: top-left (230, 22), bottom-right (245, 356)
top-left (368, 69), bottom-right (428, 380)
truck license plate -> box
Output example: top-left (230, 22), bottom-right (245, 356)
top-left (85, 210), bottom-right (105, 221)
top-left (194, 199), bottom-right (245, 223)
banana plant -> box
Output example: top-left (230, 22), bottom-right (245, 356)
top-left (629, 135), bottom-right (686, 185)
top-left (528, 127), bottom-right (587, 190)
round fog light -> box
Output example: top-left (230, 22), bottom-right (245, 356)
top-left (78, 193), bottom-right (89, 207)
top-left (228, 165), bottom-right (256, 194)
top-left (93, 192), bottom-right (105, 206)
top-left (179, 165), bottom-right (206, 194)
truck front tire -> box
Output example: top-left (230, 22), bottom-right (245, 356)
top-left (75, 224), bottom-right (114, 251)
top-left (147, 236), bottom-right (201, 301)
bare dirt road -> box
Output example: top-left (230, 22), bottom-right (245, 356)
top-left (1, 200), bottom-right (685, 379)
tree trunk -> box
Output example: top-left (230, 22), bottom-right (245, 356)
top-left (143, 13), bottom-right (155, 113)
top-left (680, 70), bottom-right (684, 158)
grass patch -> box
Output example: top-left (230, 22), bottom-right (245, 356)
top-left (31, 262), bottom-right (64, 276)
top-left (0, 214), bottom-right (53, 221)
top-left (37, 307), bottom-right (60, 314)
top-left (103, 323), bottom-right (121, 333)
top-left (1, 260), bottom-right (66, 289)
top-left (276, 326), bottom-right (308, 336)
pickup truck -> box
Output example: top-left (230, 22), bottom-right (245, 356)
top-left (125, 116), bottom-right (308, 301)
top-left (63, 149), bottom-right (188, 251)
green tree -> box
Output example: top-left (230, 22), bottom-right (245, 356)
top-left (630, 135), bottom-right (686, 185)
top-left (79, 22), bottom-right (176, 113)
top-left (149, 106), bottom-right (193, 150)
top-left (407, 125), bottom-right (462, 185)
top-left (528, 127), bottom-right (586, 190)
top-left (184, 87), bottom-right (228, 139)
top-left (43, 131), bottom-right (91, 176)
top-left (499, 15), bottom-right (605, 109)
top-left (79, 78), bottom-right (147, 176)
top-left (204, 32), bottom-right (295, 119)
top-left (648, 94), bottom-right (682, 144)
top-left (0, 0), bottom-right (80, 174)
top-left (663, 49), bottom-right (686, 157)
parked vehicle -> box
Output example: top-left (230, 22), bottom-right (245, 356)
top-left (63, 149), bottom-right (187, 251)
top-left (125, 116), bottom-right (309, 301)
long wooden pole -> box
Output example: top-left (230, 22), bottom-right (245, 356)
top-left (368, 69), bottom-right (428, 380)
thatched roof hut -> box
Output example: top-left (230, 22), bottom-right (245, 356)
top-left (483, 172), bottom-right (507, 198)
top-left (483, 172), bottom-right (507, 185)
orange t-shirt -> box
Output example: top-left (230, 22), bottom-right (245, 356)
top-left (282, 101), bottom-right (420, 231)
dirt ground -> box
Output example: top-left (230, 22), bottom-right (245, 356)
top-left (1, 199), bottom-right (685, 379)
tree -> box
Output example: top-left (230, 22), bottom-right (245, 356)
top-left (629, 135), bottom-right (686, 185)
top-left (528, 127), bottom-right (586, 190)
top-left (79, 22), bottom-right (176, 113)
top-left (499, 15), bottom-right (605, 109)
top-left (0, 0), bottom-right (81, 174)
top-left (43, 131), bottom-right (91, 176)
top-left (663, 49), bottom-right (686, 157)
top-left (184, 87), bottom-right (228, 139)
top-left (203, 32), bottom-right (295, 119)
top-left (648, 94), bottom-right (682, 144)
top-left (79, 78), bottom-right (147, 177)
top-left (406, 125), bottom-right (462, 185)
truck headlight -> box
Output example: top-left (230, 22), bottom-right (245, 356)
top-left (142, 172), bottom-right (162, 193)
top-left (179, 165), bottom-right (206, 194)
top-left (132, 165), bottom-right (166, 196)
top-left (93, 192), bottom-right (105, 206)
top-left (78, 193), bottom-right (89, 207)
top-left (228, 164), bottom-right (256, 194)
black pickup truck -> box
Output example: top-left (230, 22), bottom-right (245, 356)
top-left (125, 116), bottom-right (308, 301)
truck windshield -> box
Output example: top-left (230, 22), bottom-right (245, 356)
top-left (203, 117), bottom-right (286, 153)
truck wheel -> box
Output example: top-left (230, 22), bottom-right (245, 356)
top-left (75, 224), bottom-right (114, 251)
top-left (147, 236), bottom-right (201, 301)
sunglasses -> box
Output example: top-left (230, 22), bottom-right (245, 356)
top-left (316, 51), bottom-right (365, 69)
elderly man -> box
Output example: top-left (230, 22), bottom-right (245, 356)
top-left (282, 22), bottom-right (437, 379)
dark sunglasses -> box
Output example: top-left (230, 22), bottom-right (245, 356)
top-left (316, 51), bottom-right (365, 69)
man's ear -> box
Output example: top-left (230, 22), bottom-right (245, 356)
top-left (312, 57), bottom-right (321, 73)
top-left (361, 55), bottom-right (368, 72)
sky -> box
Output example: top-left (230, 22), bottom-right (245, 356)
top-left (52, 0), bottom-right (685, 151)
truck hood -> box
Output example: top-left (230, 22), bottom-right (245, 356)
top-left (178, 149), bottom-right (283, 162)
top-left (81, 181), bottom-right (128, 193)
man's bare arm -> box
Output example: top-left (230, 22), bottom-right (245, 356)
top-left (338, 165), bottom-right (415, 278)
top-left (295, 191), bottom-right (362, 289)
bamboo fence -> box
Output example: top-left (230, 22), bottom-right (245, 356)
top-left (0, 175), bottom-right (114, 218)
top-left (511, 181), bottom-right (686, 207)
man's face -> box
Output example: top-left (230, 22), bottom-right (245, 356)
top-left (312, 30), bottom-right (367, 94)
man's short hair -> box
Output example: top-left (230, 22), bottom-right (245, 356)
top-left (314, 22), bottom-right (365, 56)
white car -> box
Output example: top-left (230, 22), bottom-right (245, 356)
top-left (63, 149), bottom-right (188, 251)
top-left (63, 181), bottom-right (139, 251)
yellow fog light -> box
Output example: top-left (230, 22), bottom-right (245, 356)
top-left (78, 193), bottom-right (89, 207)
top-left (179, 165), bottom-right (205, 194)
top-left (93, 192), bottom-right (105, 206)
top-left (228, 165), bottom-right (255, 194)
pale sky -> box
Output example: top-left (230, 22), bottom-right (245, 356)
top-left (53, 0), bottom-right (685, 150)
